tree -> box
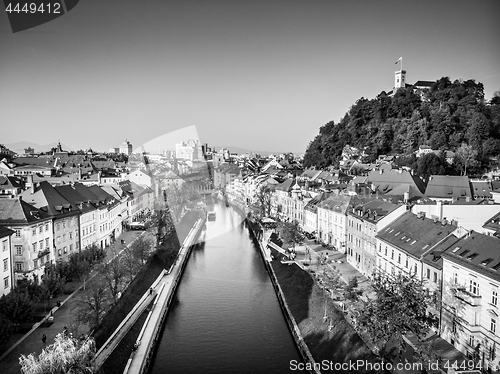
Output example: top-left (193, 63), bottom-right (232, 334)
top-left (416, 152), bottom-right (448, 183)
top-left (0, 313), bottom-right (14, 344)
top-left (41, 263), bottom-right (64, 299)
top-left (75, 275), bottom-right (109, 330)
top-left (344, 276), bottom-right (363, 301)
top-left (0, 291), bottom-right (34, 325)
top-left (19, 333), bottom-right (96, 374)
top-left (454, 143), bottom-right (479, 175)
top-left (99, 255), bottom-right (124, 305)
top-left (254, 184), bottom-right (274, 217)
top-left (122, 245), bottom-right (139, 284)
top-left (277, 221), bottom-right (304, 252)
top-left (356, 272), bottom-right (434, 360)
top-left (130, 233), bottom-right (154, 266)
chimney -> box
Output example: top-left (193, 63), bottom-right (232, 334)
top-left (436, 200), bottom-right (443, 220)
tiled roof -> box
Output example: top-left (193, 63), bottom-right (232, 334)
top-left (55, 185), bottom-right (95, 214)
top-left (367, 168), bottom-right (425, 194)
top-left (304, 192), bottom-right (331, 213)
top-left (275, 178), bottom-right (294, 192)
top-left (317, 194), bottom-right (354, 213)
top-left (441, 232), bottom-right (500, 282)
top-left (471, 181), bottom-right (492, 198)
top-left (425, 175), bottom-right (471, 199)
top-left (421, 234), bottom-right (460, 269)
top-left (349, 200), bottom-right (402, 223)
top-left (483, 211), bottom-right (500, 236)
top-left (0, 175), bottom-right (23, 189)
top-left (376, 211), bottom-right (457, 259)
top-left (21, 181), bottom-right (78, 217)
top-left (0, 198), bottom-right (50, 224)
top-left (0, 226), bottom-right (15, 238)
top-left (13, 157), bottom-right (54, 167)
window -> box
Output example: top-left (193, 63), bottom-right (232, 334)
top-left (427, 268), bottom-right (431, 279)
top-left (454, 272), bottom-right (458, 285)
top-left (39, 240), bottom-right (43, 250)
top-left (490, 344), bottom-right (496, 360)
top-left (45, 223), bottom-right (49, 231)
top-left (470, 279), bottom-right (479, 295)
top-left (32, 242), bottom-right (36, 251)
top-left (493, 290), bottom-right (498, 306)
top-left (15, 262), bottom-right (22, 271)
top-left (414, 263), bottom-right (418, 274)
top-left (69, 244), bottom-right (73, 252)
top-left (16, 245), bottom-right (22, 255)
top-left (63, 246), bottom-right (67, 254)
top-left (491, 318), bottom-right (497, 334)
top-left (391, 249), bottom-right (394, 260)
top-left (4, 277), bottom-right (8, 289)
top-left (469, 335), bottom-right (475, 347)
top-left (34, 259), bottom-right (38, 268)
top-left (32, 228), bottom-right (36, 236)
top-left (398, 254), bottom-right (401, 264)
top-left (385, 247), bottom-right (387, 256)
top-left (45, 238), bottom-right (49, 248)
top-left (405, 257), bottom-right (408, 268)
top-left (433, 272), bottom-right (438, 283)
top-left (58, 249), bottom-right (62, 256)
top-left (39, 226), bottom-right (42, 234)
top-left (3, 259), bottom-right (7, 271)
top-left (2, 240), bottom-right (6, 252)
top-left (69, 232), bottom-right (72, 240)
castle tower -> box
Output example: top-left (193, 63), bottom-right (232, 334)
top-left (394, 70), bottom-right (407, 90)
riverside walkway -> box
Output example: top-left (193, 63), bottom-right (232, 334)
top-left (121, 217), bottom-right (205, 374)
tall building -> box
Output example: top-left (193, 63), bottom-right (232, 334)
top-left (119, 140), bottom-right (133, 155)
top-left (175, 140), bottom-right (202, 161)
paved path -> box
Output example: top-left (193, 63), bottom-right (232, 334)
top-left (124, 219), bottom-right (203, 374)
top-left (0, 230), bottom-right (142, 374)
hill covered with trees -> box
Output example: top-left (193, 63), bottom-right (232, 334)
top-left (303, 78), bottom-right (500, 172)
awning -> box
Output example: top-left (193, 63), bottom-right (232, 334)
top-left (302, 225), bottom-right (316, 234)
top-left (262, 217), bottom-right (276, 223)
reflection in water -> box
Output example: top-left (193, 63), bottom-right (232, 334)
top-left (149, 200), bottom-right (305, 374)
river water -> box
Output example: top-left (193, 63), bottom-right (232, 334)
top-left (149, 199), bottom-right (305, 374)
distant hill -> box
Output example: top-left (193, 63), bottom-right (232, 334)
top-left (213, 145), bottom-right (301, 156)
top-left (5, 141), bottom-right (73, 154)
top-left (303, 77), bottom-right (500, 169)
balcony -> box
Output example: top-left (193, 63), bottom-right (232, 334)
top-left (37, 249), bottom-right (50, 259)
top-left (454, 287), bottom-right (482, 307)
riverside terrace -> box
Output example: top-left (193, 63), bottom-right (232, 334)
top-left (263, 229), bottom-right (467, 373)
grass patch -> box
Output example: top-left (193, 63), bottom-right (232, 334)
top-left (268, 247), bottom-right (385, 374)
top-left (99, 300), bottom-right (154, 374)
top-left (93, 235), bottom-right (180, 349)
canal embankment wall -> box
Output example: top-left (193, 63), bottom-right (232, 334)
top-left (122, 217), bottom-right (205, 374)
top-left (246, 219), bottom-right (320, 374)
top-left (246, 219), bottom-right (384, 374)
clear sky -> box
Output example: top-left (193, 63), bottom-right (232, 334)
top-left (1, 0), bottom-right (499, 154)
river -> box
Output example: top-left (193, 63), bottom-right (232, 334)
top-left (148, 198), bottom-right (305, 373)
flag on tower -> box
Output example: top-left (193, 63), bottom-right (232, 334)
top-left (395, 57), bottom-right (402, 64)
